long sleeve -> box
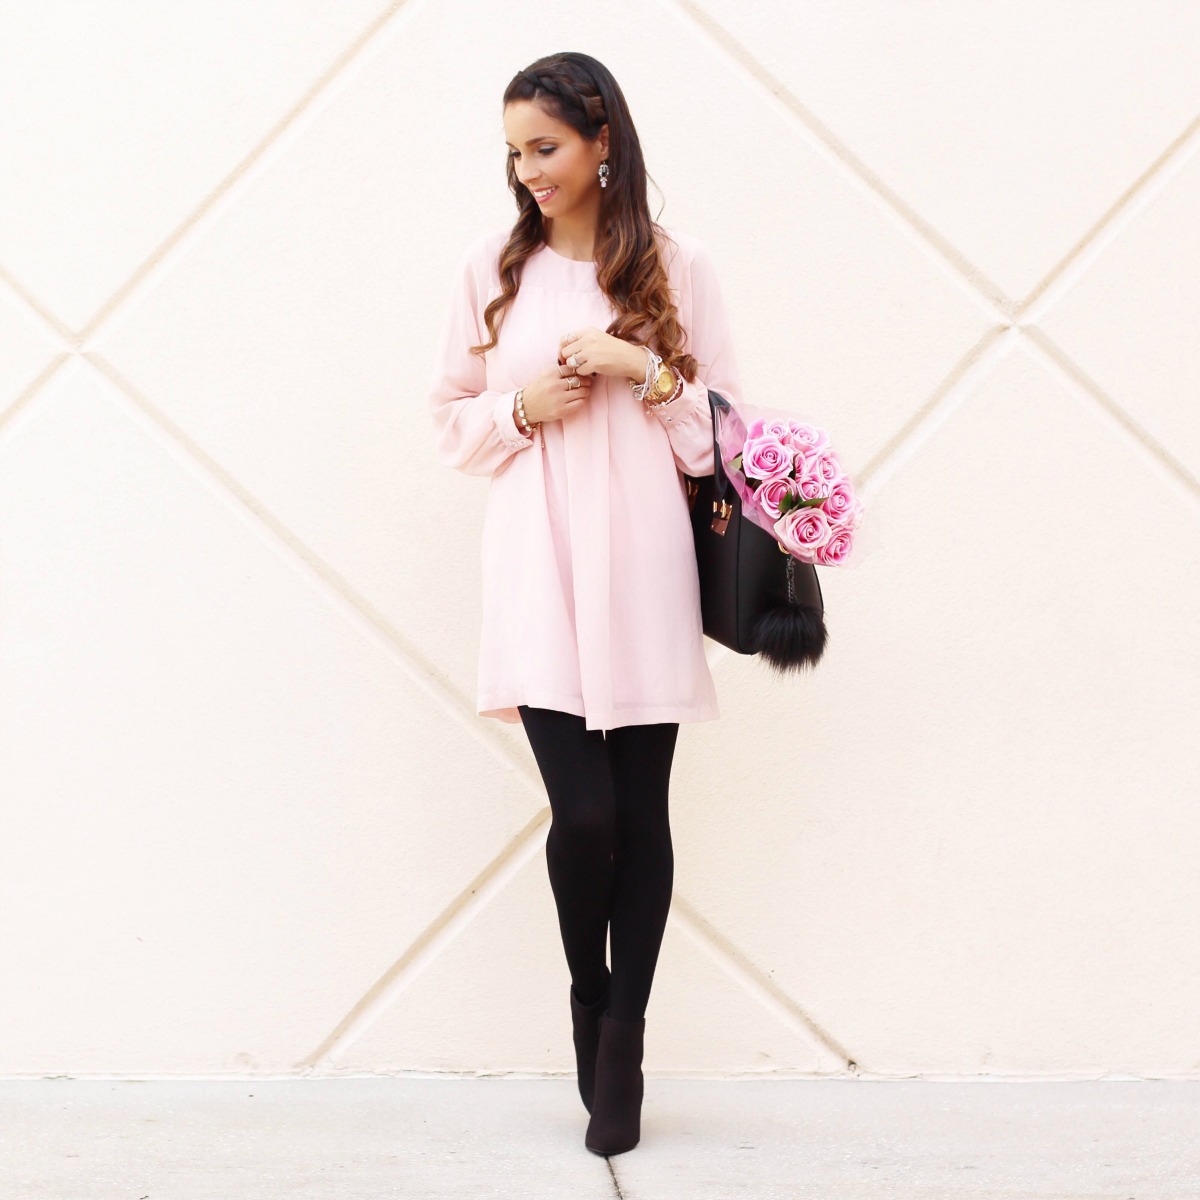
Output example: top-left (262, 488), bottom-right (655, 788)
top-left (428, 242), bottom-right (536, 477)
top-left (646, 240), bottom-right (744, 478)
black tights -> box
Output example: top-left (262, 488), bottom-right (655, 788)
top-left (517, 705), bottom-right (679, 1022)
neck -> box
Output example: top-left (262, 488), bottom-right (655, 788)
top-left (544, 211), bottom-right (600, 260)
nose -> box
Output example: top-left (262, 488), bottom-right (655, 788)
top-left (514, 162), bottom-right (543, 186)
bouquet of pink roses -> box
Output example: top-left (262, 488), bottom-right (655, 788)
top-left (714, 403), bottom-right (864, 567)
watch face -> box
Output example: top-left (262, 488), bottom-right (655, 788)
top-left (654, 365), bottom-right (674, 394)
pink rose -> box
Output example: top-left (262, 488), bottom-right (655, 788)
top-left (785, 421), bottom-right (829, 453)
top-left (741, 434), bottom-right (793, 483)
top-left (775, 505), bottom-right (832, 559)
top-left (816, 526), bottom-right (855, 565)
top-left (753, 476), bottom-right (794, 521)
top-left (794, 470), bottom-right (831, 501)
top-left (822, 480), bottom-right (859, 523)
top-left (807, 446), bottom-right (845, 486)
top-left (747, 416), bottom-right (793, 442)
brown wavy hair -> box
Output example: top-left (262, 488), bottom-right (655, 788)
top-left (468, 52), bottom-right (699, 384)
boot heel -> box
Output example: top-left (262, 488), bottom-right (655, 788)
top-left (584, 1013), bottom-right (645, 1156)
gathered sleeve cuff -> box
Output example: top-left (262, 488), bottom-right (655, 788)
top-left (428, 244), bottom-right (536, 477)
top-left (645, 240), bottom-right (745, 479)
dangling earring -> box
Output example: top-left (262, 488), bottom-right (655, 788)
top-left (598, 160), bottom-right (609, 189)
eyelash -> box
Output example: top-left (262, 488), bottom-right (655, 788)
top-left (508, 147), bottom-right (555, 159)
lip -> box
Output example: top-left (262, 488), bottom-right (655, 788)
top-left (532, 186), bottom-right (558, 203)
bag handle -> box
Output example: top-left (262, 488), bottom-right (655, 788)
top-left (705, 390), bottom-right (736, 534)
top-left (707, 389), bottom-right (732, 501)
top-left (683, 390), bottom-right (734, 527)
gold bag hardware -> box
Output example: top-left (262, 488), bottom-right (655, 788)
top-left (711, 498), bottom-right (732, 536)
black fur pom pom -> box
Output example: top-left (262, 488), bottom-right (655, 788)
top-left (749, 604), bottom-right (828, 676)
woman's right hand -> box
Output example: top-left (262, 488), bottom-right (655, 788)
top-left (519, 362), bottom-right (594, 426)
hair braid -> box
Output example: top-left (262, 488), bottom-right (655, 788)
top-left (519, 68), bottom-right (574, 108)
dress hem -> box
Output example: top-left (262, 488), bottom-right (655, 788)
top-left (478, 692), bottom-right (720, 733)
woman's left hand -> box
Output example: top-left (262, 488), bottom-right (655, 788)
top-left (558, 327), bottom-right (643, 380)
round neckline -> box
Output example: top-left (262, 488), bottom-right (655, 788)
top-left (540, 240), bottom-right (596, 266)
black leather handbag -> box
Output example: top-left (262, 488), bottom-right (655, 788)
top-left (683, 390), bottom-right (828, 675)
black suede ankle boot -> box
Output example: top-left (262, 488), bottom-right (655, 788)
top-left (584, 1012), bottom-right (645, 1155)
top-left (569, 973), bottom-right (610, 1113)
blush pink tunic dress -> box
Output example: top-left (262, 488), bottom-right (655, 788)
top-left (428, 225), bottom-right (745, 733)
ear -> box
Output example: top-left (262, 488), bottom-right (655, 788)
top-left (598, 123), bottom-right (609, 157)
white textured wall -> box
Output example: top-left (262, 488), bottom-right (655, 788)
top-left (2, 0), bottom-right (1198, 1081)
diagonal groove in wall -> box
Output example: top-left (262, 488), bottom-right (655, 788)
top-left (1023, 328), bottom-right (1200, 509)
top-left (670, 894), bottom-right (858, 1071)
top-left (664, 0), bottom-right (1014, 309)
top-left (2, 1), bottom-right (1197, 1068)
top-left (854, 327), bottom-right (1013, 497)
top-left (0, 352), bottom-right (74, 446)
top-left (1016, 111), bottom-right (1200, 321)
top-left (301, 806), bottom-right (554, 1070)
top-left (0, 262), bottom-right (80, 347)
top-left (78, 0), bottom-right (413, 347)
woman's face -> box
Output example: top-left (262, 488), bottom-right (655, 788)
top-left (503, 100), bottom-right (607, 217)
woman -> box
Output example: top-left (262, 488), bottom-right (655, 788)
top-left (427, 52), bottom-right (744, 1156)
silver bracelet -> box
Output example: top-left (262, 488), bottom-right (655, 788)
top-left (631, 346), bottom-right (682, 407)
top-left (629, 346), bottom-right (659, 402)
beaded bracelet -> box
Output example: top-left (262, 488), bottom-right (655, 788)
top-left (514, 387), bottom-right (540, 436)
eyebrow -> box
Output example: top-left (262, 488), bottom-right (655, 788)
top-left (504, 136), bottom-right (560, 147)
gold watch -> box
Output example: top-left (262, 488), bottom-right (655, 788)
top-left (648, 361), bottom-right (676, 399)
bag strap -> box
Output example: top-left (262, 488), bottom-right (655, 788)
top-left (707, 389), bottom-right (732, 502)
